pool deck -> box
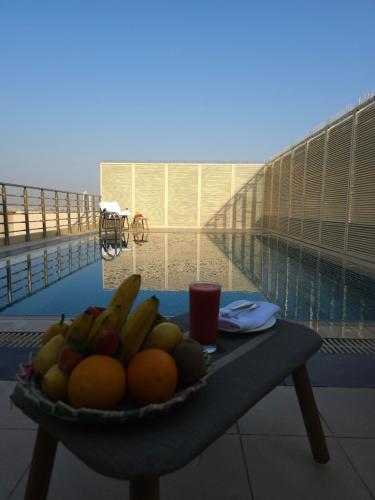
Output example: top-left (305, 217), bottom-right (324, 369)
top-left (1, 381), bottom-right (375, 499)
top-left (1, 316), bottom-right (375, 499)
top-left (2, 316), bottom-right (375, 339)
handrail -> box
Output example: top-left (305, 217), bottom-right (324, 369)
top-left (0, 181), bottom-right (101, 246)
top-left (0, 181), bottom-right (98, 197)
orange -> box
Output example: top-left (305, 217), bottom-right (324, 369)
top-left (68, 355), bottom-right (126, 410)
top-left (127, 349), bottom-right (178, 405)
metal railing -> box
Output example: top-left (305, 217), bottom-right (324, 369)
top-left (0, 182), bottom-right (101, 246)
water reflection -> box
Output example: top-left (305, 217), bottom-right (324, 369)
top-left (2, 232), bottom-right (375, 332)
top-left (208, 233), bottom-right (375, 327)
top-left (101, 233), bottom-right (257, 292)
top-left (0, 236), bottom-right (101, 311)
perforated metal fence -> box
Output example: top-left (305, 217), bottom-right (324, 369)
top-left (262, 96), bottom-right (375, 265)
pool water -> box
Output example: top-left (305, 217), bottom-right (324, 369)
top-left (1, 232), bottom-right (375, 329)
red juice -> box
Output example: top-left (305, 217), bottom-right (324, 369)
top-left (189, 282), bottom-right (221, 348)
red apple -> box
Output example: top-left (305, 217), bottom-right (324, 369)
top-left (58, 345), bottom-right (86, 374)
top-left (85, 306), bottom-right (105, 320)
top-left (95, 330), bottom-right (120, 356)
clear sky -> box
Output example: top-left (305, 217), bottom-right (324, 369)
top-left (1, 0), bottom-right (374, 193)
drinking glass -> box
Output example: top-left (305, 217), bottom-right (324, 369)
top-left (189, 282), bottom-right (221, 353)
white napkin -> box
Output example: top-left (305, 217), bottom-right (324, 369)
top-left (218, 300), bottom-right (280, 332)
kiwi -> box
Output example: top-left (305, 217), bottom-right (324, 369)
top-left (173, 339), bottom-right (206, 388)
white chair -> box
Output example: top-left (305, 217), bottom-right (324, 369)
top-left (99, 201), bottom-right (131, 234)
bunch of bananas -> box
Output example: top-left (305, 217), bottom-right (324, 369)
top-left (33, 274), bottom-right (163, 380)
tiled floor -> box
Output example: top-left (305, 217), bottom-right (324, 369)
top-left (1, 383), bottom-right (374, 500)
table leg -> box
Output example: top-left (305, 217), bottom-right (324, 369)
top-left (129, 477), bottom-right (160, 500)
top-left (25, 426), bottom-right (58, 500)
top-left (292, 364), bottom-right (330, 464)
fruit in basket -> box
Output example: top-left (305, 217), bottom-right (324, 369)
top-left (119, 296), bottom-right (159, 365)
top-left (41, 364), bottom-right (70, 402)
top-left (150, 313), bottom-right (168, 329)
top-left (109, 274), bottom-right (141, 325)
top-left (85, 304), bottom-right (122, 350)
top-left (33, 334), bottom-right (67, 376)
top-left (142, 322), bottom-right (183, 353)
top-left (94, 329), bottom-right (120, 356)
top-left (58, 345), bottom-right (86, 374)
top-left (127, 349), bottom-right (178, 405)
top-left (42, 314), bottom-right (69, 345)
top-left (68, 355), bottom-right (126, 410)
top-left (172, 339), bottom-right (206, 388)
top-left (66, 308), bottom-right (97, 347)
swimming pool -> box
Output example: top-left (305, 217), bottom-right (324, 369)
top-left (1, 232), bottom-right (375, 336)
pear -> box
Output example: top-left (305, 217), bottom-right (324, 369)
top-left (33, 334), bottom-right (66, 376)
top-left (41, 364), bottom-right (69, 402)
top-left (42, 314), bottom-right (69, 345)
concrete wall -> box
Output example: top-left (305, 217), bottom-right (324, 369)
top-left (100, 162), bottom-right (264, 230)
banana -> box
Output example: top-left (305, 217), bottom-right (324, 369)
top-left (109, 274), bottom-right (141, 326)
top-left (85, 304), bottom-right (122, 350)
top-left (66, 309), bottom-right (95, 348)
top-left (119, 296), bottom-right (159, 365)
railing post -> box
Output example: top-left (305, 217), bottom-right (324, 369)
top-left (57, 247), bottom-right (62, 278)
top-left (92, 196), bottom-right (96, 228)
top-left (68, 244), bottom-right (72, 272)
top-left (77, 193), bottom-right (81, 232)
top-left (2, 184), bottom-right (10, 245)
top-left (27, 254), bottom-right (32, 293)
top-left (41, 189), bottom-right (47, 239)
top-left (55, 191), bottom-right (60, 236)
top-left (44, 249), bottom-right (48, 286)
top-left (23, 187), bottom-right (30, 242)
top-left (67, 193), bottom-right (72, 233)
top-left (84, 194), bottom-right (89, 230)
top-left (6, 259), bottom-right (12, 304)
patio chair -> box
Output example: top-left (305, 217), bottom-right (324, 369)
top-left (99, 201), bottom-right (131, 236)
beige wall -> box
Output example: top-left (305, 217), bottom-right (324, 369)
top-left (100, 162), bottom-right (264, 229)
top-left (262, 96), bottom-right (375, 264)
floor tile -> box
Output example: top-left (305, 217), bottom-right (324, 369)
top-left (238, 386), bottom-right (330, 436)
top-left (10, 434), bottom-right (251, 500)
top-left (225, 423), bottom-right (238, 434)
top-left (338, 438), bottom-right (375, 497)
top-left (162, 434), bottom-right (251, 500)
top-left (0, 382), bottom-right (37, 430)
top-left (0, 429), bottom-right (36, 500)
top-left (242, 435), bottom-right (372, 500)
top-left (315, 388), bottom-right (375, 437)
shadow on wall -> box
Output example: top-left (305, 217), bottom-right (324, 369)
top-left (203, 168), bottom-right (266, 231)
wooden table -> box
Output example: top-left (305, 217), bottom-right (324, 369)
top-left (11, 317), bottom-right (329, 500)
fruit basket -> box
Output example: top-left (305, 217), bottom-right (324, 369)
top-left (16, 351), bottom-right (210, 424)
top-left (23, 274), bottom-right (211, 424)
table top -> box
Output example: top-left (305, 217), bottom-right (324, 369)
top-left (11, 318), bottom-right (322, 480)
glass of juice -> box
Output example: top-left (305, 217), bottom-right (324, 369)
top-left (189, 282), bottom-right (221, 353)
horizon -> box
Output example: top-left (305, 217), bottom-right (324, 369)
top-left (1, 0), bottom-right (375, 193)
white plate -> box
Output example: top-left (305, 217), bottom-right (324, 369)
top-left (219, 315), bottom-right (277, 334)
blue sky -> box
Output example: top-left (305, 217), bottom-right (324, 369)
top-left (1, 0), bottom-right (374, 193)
